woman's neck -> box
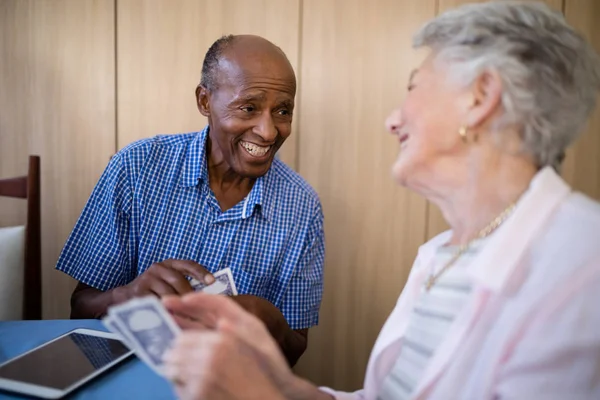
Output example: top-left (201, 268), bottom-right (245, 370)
top-left (428, 154), bottom-right (538, 246)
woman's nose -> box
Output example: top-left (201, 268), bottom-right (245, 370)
top-left (385, 108), bottom-right (402, 134)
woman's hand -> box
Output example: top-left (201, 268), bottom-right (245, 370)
top-left (163, 329), bottom-right (287, 400)
top-left (162, 293), bottom-right (332, 400)
top-left (162, 293), bottom-right (293, 395)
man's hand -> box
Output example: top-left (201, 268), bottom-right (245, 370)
top-left (122, 259), bottom-right (214, 298)
top-left (229, 295), bottom-right (309, 366)
top-left (164, 293), bottom-right (309, 366)
top-left (70, 259), bottom-right (214, 319)
top-left (229, 295), bottom-right (288, 343)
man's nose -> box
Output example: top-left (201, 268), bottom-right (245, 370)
top-left (385, 108), bottom-right (402, 134)
top-left (253, 113), bottom-right (278, 142)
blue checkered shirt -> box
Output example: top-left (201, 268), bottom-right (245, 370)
top-left (56, 127), bottom-right (325, 329)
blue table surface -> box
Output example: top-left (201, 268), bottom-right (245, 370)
top-left (0, 320), bottom-right (176, 400)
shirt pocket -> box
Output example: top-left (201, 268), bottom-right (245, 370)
top-left (223, 248), bottom-right (281, 298)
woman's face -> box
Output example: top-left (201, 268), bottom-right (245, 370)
top-left (386, 54), bottom-right (472, 190)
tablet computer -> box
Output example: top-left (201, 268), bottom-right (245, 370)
top-left (0, 328), bottom-right (133, 399)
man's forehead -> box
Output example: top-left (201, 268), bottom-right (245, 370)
top-left (219, 53), bottom-right (294, 77)
top-left (229, 89), bottom-right (295, 104)
top-left (223, 79), bottom-right (297, 100)
top-left (214, 56), bottom-right (296, 95)
top-left (214, 37), bottom-right (295, 82)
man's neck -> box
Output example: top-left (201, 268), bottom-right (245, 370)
top-left (206, 138), bottom-right (255, 212)
top-left (207, 160), bottom-right (255, 192)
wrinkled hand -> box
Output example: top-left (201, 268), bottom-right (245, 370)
top-left (162, 293), bottom-right (294, 396)
top-left (164, 329), bottom-right (287, 400)
top-left (121, 259), bottom-right (214, 300)
top-left (164, 294), bottom-right (287, 342)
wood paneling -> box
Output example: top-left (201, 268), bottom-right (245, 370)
top-left (428, 0), bottom-right (567, 239)
top-left (0, 0), bottom-right (116, 318)
top-left (116, 0), bottom-right (301, 168)
top-left (2, 0), bottom-right (599, 390)
top-left (438, 0), bottom-right (563, 13)
top-left (293, 0), bottom-right (435, 390)
top-left (562, 0), bottom-right (600, 200)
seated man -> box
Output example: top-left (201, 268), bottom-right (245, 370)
top-left (55, 34), bottom-right (324, 366)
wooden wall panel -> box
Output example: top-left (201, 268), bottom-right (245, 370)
top-left (1, 1), bottom-right (598, 391)
top-left (0, 0), bottom-right (116, 318)
top-left (293, 0), bottom-right (435, 390)
top-left (117, 0), bottom-right (301, 168)
top-left (438, 0), bottom-right (563, 13)
top-left (562, 0), bottom-right (600, 200)
top-left (428, 0), bottom-right (566, 239)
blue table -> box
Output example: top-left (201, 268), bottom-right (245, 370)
top-left (0, 320), bottom-right (175, 399)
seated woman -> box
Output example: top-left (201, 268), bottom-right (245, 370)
top-left (160, 1), bottom-right (600, 399)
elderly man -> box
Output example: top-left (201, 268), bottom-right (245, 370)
top-left (55, 35), bottom-right (324, 366)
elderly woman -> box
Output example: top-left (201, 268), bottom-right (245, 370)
top-left (161, 2), bottom-right (600, 399)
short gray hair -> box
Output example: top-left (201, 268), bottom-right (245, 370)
top-left (414, 1), bottom-right (600, 170)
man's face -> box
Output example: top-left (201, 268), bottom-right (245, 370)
top-left (198, 46), bottom-right (296, 179)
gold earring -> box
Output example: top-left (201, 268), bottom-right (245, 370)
top-left (459, 126), bottom-right (468, 143)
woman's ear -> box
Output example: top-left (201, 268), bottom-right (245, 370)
top-left (196, 85), bottom-right (211, 117)
top-left (465, 69), bottom-right (503, 129)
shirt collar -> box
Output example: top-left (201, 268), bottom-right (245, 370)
top-left (180, 126), bottom-right (210, 188)
top-left (180, 125), bottom-right (272, 221)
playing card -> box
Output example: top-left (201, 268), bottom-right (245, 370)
top-left (189, 267), bottom-right (238, 296)
top-left (108, 296), bottom-right (180, 375)
top-left (102, 315), bottom-right (134, 349)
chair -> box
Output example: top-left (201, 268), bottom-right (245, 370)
top-left (0, 156), bottom-right (41, 320)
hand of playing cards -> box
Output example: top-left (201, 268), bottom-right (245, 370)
top-left (103, 296), bottom-right (180, 376)
top-left (189, 267), bottom-right (238, 296)
top-left (103, 267), bottom-right (238, 377)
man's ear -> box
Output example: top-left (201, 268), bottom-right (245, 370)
top-left (196, 85), bottom-right (211, 117)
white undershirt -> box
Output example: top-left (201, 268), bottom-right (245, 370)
top-left (377, 239), bottom-right (486, 400)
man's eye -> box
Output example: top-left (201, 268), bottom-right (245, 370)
top-left (278, 109), bottom-right (290, 116)
top-left (241, 106), bottom-right (255, 113)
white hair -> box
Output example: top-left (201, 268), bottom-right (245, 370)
top-left (414, 0), bottom-right (600, 170)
